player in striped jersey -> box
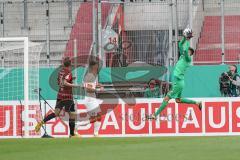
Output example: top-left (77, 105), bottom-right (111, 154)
top-left (35, 57), bottom-right (81, 137)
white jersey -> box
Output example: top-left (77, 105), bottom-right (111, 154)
top-left (84, 72), bottom-right (97, 98)
top-left (83, 72), bottom-right (101, 113)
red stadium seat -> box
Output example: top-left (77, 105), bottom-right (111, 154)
top-left (64, 3), bottom-right (111, 58)
top-left (195, 16), bottom-right (240, 65)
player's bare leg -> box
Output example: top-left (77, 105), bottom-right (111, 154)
top-left (35, 108), bottom-right (60, 133)
top-left (176, 98), bottom-right (202, 111)
top-left (87, 109), bottom-right (102, 137)
top-left (146, 96), bottom-right (170, 120)
top-left (74, 112), bottom-right (101, 137)
top-left (69, 112), bottom-right (81, 138)
top-left (76, 113), bottom-right (101, 127)
top-left (93, 113), bottom-right (101, 137)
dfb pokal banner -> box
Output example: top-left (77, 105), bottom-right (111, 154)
top-left (1, 98), bottom-right (240, 138)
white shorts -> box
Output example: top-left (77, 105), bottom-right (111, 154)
top-left (85, 97), bottom-right (102, 116)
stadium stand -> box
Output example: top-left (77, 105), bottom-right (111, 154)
top-left (2, 0), bottom-right (81, 66)
top-left (2, 1), bottom-right (239, 66)
top-left (64, 2), bottom-right (111, 59)
top-left (194, 16), bottom-right (240, 64)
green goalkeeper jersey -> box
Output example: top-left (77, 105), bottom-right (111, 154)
top-left (173, 37), bottom-right (192, 80)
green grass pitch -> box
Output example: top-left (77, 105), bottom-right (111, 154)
top-left (0, 136), bottom-right (240, 160)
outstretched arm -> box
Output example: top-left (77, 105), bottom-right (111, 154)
top-left (63, 79), bottom-right (81, 88)
top-left (178, 37), bottom-right (186, 56)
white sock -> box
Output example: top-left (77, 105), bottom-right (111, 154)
top-left (94, 121), bottom-right (101, 136)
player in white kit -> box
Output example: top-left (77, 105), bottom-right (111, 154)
top-left (83, 58), bottom-right (104, 136)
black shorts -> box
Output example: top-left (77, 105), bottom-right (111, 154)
top-left (55, 99), bottom-right (75, 112)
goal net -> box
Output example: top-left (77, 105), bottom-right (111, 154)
top-left (0, 37), bottom-right (43, 138)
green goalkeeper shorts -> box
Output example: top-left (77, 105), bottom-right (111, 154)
top-left (167, 76), bottom-right (184, 99)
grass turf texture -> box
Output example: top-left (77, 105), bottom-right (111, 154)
top-left (0, 136), bottom-right (239, 160)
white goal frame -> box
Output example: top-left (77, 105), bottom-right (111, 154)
top-left (0, 37), bottom-right (30, 137)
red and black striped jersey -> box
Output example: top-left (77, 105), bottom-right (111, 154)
top-left (57, 67), bottom-right (73, 100)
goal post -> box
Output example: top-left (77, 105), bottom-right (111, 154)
top-left (0, 37), bottom-right (43, 137)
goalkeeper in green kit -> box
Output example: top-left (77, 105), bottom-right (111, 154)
top-left (147, 28), bottom-right (202, 120)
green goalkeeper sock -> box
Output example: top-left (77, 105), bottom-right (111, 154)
top-left (180, 98), bottom-right (197, 104)
top-left (154, 100), bottom-right (168, 117)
